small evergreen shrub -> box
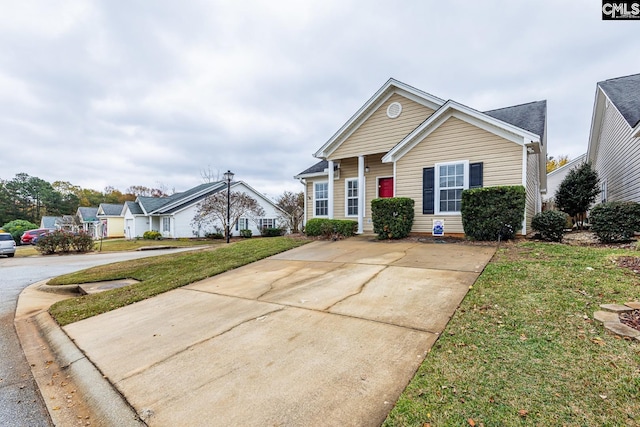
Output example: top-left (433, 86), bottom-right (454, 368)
top-left (304, 219), bottom-right (358, 239)
top-left (531, 210), bottom-right (568, 242)
top-left (36, 231), bottom-right (94, 254)
top-left (590, 201), bottom-right (640, 243)
top-left (371, 197), bottom-right (415, 239)
top-left (461, 186), bottom-right (526, 241)
top-left (72, 231), bottom-right (95, 252)
top-left (261, 227), bottom-right (285, 237)
top-left (239, 229), bottom-right (252, 238)
top-left (143, 230), bottom-right (162, 240)
top-left (205, 232), bottom-right (224, 239)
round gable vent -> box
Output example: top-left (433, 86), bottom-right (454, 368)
top-left (386, 101), bottom-right (402, 119)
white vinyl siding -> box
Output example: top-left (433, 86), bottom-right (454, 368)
top-left (592, 99), bottom-right (640, 202)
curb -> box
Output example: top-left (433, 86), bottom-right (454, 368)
top-left (15, 281), bottom-right (145, 427)
top-left (33, 313), bottom-right (145, 426)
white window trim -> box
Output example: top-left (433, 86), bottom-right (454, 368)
top-left (162, 216), bottom-right (171, 232)
top-left (313, 181), bottom-right (329, 217)
top-left (435, 160), bottom-right (469, 215)
top-left (344, 178), bottom-right (363, 217)
top-left (376, 176), bottom-right (394, 198)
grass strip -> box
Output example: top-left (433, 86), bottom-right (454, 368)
top-left (385, 242), bottom-right (640, 426)
top-left (49, 237), bottom-right (308, 326)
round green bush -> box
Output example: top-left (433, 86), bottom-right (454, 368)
top-left (590, 201), bottom-right (640, 243)
top-left (531, 210), bottom-right (568, 242)
top-left (143, 230), bottom-right (162, 240)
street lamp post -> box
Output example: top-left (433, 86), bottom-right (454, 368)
top-left (223, 170), bottom-right (234, 243)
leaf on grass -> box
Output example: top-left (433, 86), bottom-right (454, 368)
top-left (518, 409), bottom-right (528, 417)
top-left (468, 418), bottom-right (476, 426)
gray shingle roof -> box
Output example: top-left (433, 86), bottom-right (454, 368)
top-left (77, 207), bottom-right (99, 222)
top-left (296, 161), bottom-right (328, 177)
top-left (98, 203), bottom-right (124, 216)
top-left (137, 182), bottom-right (227, 214)
top-left (598, 73), bottom-right (640, 128)
top-left (41, 216), bottom-right (61, 228)
top-left (484, 100), bottom-right (547, 138)
top-left (125, 201), bottom-right (144, 215)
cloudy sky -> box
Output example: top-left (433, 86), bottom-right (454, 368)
top-left (0, 1), bottom-right (638, 198)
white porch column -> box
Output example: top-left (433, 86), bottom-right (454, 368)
top-left (327, 160), bottom-right (334, 219)
top-left (357, 155), bottom-right (365, 234)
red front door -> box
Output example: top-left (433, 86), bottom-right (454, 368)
top-left (378, 177), bottom-right (394, 198)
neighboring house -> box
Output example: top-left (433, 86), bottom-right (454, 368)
top-left (295, 78), bottom-right (547, 236)
top-left (40, 215), bottom-right (76, 231)
top-left (544, 154), bottom-right (586, 209)
top-left (40, 216), bottom-right (60, 230)
top-left (122, 181), bottom-right (284, 239)
top-left (96, 203), bottom-right (125, 238)
top-left (75, 207), bottom-right (99, 236)
top-left (587, 73), bottom-right (640, 203)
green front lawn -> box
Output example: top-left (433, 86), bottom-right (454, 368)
top-left (385, 242), bottom-right (640, 426)
top-left (49, 237), bottom-right (308, 326)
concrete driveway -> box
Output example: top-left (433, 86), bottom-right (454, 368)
top-left (63, 238), bottom-right (495, 426)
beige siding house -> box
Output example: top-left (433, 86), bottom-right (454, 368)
top-left (295, 78), bottom-right (547, 236)
top-left (587, 73), bottom-right (640, 203)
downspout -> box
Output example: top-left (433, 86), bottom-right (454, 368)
top-left (521, 144), bottom-right (528, 235)
top-left (328, 160), bottom-right (334, 219)
top-left (357, 155), bottom-right (365, 234)
top-left (299, 178), bottom-right (307, 229)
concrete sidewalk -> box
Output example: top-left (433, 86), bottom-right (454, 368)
top-left (17, 238), bottom-right (496, 426)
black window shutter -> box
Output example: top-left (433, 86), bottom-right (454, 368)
top-left (423, 167), bottom-right (435, 214)
top-left (469, 162), bottom-right (483, 189)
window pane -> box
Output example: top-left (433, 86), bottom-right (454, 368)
top-left (456, 176), bottom-right (463, 186)
top-left (456, 164), bottom-right (464, 174)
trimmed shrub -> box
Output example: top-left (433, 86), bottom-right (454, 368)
top-left (371, 197), bottom-right (415, 239)
top-left (143, 230), bottom-right (162, 240)
top-left (531, 210), bottom-right (568, 242)
top-left (239, 229), bottom-right (252, 238)
top-left (305, 218), bottom-right (358, 239)
top-left (461, 186), bottom-right (526, 241)
top-left (205, 232), bottom-right (224, 239)
top-left (590, 201), bottom-right (640, 243)
top-left (72, 231), bottom-right (95, 252)
top-left (261, 227), bottom-right (285, 237)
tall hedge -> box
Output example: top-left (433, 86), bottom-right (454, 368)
top-left (461, 186), bottom-right (526, 241)
top-left (371, 197), bottom-right (415, 239)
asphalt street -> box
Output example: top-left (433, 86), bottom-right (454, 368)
top-left (0, 247), bottom-right (201, 427)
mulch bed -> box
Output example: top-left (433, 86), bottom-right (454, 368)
top-left (619, 310), bottom-right (640, 332)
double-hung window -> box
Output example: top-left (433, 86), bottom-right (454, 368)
top-left (436, 161), bottom-right (468, 214)
top-left (236, 218), bottom-right (249, 231)
top-left (314, 182), bottom-right (328, 216)
top-left (259, 218), bottom-right (276, 229)
top-left (162, 217), bottom-right (171, 232)
top-left (345, 179), bottom-right (358, 216)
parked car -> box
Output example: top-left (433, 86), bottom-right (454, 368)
top-left (20, 228), bottom-right (53, 245)
top-left (0, 232), bottom-right (16, 257)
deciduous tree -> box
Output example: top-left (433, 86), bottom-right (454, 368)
top-left (192, 191), bottom-right (265, 239)
top-left (275, 191), bottom-right (304, 233)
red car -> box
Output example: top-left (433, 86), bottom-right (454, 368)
top-left (20, 229), bottom-right (53, 245)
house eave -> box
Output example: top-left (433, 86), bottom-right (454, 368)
top-left (382, 100), bottom-right (541, 163)
top-left (313, 78), bottom-right (445, 159)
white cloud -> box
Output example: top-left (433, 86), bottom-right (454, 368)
top-left (0, 0), bottom-right (638, 198)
